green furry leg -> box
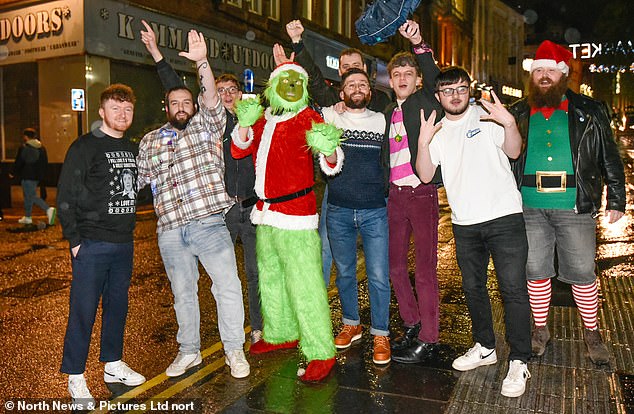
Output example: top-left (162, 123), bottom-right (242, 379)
top-left (257, 225), bottom-right (336, 361)
top-left (257, 226), bottom-right (300, 343)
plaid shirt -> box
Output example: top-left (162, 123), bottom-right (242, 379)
top-left (138, 97), bottom-right (233, 233)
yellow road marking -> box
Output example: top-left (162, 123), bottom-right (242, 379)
top-left (127, 357), bottom-right (227, 414)
top-left (90, 327), bottom-right (251, 414)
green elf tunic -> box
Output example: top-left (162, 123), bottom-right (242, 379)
top-left (521, 98), bottom-right (577, 209)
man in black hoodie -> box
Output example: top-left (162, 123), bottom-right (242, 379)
top-left (11, 128), bottom-right (56, 225)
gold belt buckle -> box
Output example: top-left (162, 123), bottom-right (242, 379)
top-left (536, 171), bottom-right (566, 193)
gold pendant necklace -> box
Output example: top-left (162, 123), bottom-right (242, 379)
top-left (392, 112), bottom-right (404, 142)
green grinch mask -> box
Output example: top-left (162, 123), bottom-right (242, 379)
top-left (265, 69), bottom-right (310, 114)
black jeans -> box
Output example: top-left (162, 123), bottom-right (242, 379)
top-left (452, 213), bottom-right (531, 362)
top-left (225, 203), bottom-right (263, 331)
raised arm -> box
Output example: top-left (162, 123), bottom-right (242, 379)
top-left (179, 30), bottom-right (218, 108)
top-left (479, 91), bottom-right (522, 159)
top-left (140, 20), bottom-right (183, 90)
top-left (286, 20), bottom-right (339, 107)
top-left (415, 110), bottom-right (442, 183)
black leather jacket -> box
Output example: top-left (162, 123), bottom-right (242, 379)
top-left (508, 89), bottom-right (625, 215)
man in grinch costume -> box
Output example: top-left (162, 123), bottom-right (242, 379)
top-left (232, 62), bottom-right (344, 382)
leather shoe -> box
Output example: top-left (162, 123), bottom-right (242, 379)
top-left (391, 323), bottom-right (420, 351)
top-left (392, 340), bottom-right (436, 364)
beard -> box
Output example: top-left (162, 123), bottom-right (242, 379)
top-left (528, 75), bottom-right (568, 108)
top-left (343, 92), bottom-right (370, 109)
top-left (445, 98), bottom-right (469, 116)
top-left (168, 111), bottom-right (194, 130)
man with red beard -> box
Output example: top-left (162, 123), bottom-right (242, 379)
top-left (508, 40), bottom-right (626, 365)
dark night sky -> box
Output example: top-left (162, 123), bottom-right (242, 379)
top-left (502, 0), bottom-right (634, 43)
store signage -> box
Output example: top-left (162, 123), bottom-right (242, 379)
top-left (569, 41), bottom-right (634, 59)
top-left (0, 0), bottom-right (83, 65)
top-left (84, 0), bottom-right (276, 80)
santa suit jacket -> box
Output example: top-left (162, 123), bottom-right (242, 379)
top-left (232, 106), bottom-right (323, 230)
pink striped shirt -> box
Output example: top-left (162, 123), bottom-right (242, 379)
top-left (389, 108), bottom-right (421, 187)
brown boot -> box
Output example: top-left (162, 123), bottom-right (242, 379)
top-left (531, 325), bottom-right (550, 357)
top-left (584, 328), bottom-right (610, 365)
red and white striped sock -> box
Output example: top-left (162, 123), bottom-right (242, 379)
top-left (527, 278), bottom-right (552, 327)
top-left (572, 281), bottom-right (599, 330)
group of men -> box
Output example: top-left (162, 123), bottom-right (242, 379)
top-left (54, 14), bottom-right (625, 406)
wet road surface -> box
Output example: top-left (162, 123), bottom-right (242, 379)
top-left (0, 135), bottom-right (633, 413)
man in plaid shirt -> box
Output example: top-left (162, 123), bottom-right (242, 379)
top-left (137, 30), bottom-right (249, 379)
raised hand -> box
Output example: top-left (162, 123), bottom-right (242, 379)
top-left (418, 109), bottom-right (441, 147)
top-left (273, 43), bottom-right (294, 67)
top-left (178, 30), bottom-right (207, 64)
top-left (398, 19), bottom-right (423, 45)
top-left (479, 90), bottom-right (516, 128)
top-left (285, 20), bottom-right (305, 43)
top-left (140, 20), bottom-right (163, 62)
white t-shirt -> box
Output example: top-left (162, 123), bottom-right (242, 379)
top-left (429, 105), bottom-right (522, 225)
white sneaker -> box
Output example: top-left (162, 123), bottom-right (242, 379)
top-left (68, 374), bottom-right (95, 410)
top-left (46, 207), bottom-right (57, 225)
top-left (166, 351), bottom-right (202, 377)
top-left (18, 216), bottom-right (32, 224)
top-left (452, 343), bottom-right (497, 371)
top-left (225, 349), bottom-right (250, 378)
top-left (104, 360), bottom-right (146, 386)
top-left (251, 330), bottom-right (263, 344)
top-left (501, 360), bottom-right (531, 397)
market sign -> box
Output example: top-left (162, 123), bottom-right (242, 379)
top-left (569, 41), bottom-right (634, 73)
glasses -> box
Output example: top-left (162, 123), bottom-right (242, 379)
top-left (218, 86), bottom-right (239, 95)
top-left (437, 86), bottom-right (470, 97)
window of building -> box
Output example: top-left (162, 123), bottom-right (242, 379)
top-left (248, 0), bottom-right (262, 14)
top-left (225, 0), bottom-right (242, 7)
top-left (344, 0), bottom-right (352, 37)
top-left (333, 0), bottom-right (342, 34)
top-left (268, 0), bottom-right (280, 20)
top-left (301, 0), bottom-right (312, 20)
top-left (323, 0), bottom-right (330, 28)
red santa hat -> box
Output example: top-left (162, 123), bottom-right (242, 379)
top-left (530, 40), bottom-right (573, 75)
top-left (269, 62), bottom-right (308, 80)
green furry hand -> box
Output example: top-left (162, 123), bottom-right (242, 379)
top-left (235, 97), bottom-right (264, 127)
top-left (306, 122), bottom-right (343, 157)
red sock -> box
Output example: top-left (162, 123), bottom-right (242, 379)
top-left (572, 281), bottom-right (599, 330)
top-left (527, 278), bottom-right (552, 326)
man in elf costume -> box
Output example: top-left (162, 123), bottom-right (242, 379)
top-left (231, 61), bottom-right (344, 382)
top-left (509, 40), bottom-right (625, 365)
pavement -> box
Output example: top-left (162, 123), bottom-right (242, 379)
top-left (0, 138), bottom-right (633, 414)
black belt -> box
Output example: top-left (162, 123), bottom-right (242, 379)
top-left (263, 187), bottom-right (313, 204)
top-left (239, 196), bottom-right (258, 208)
top-left (523, 173), bottom-right (575, 192)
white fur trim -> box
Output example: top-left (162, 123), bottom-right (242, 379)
top-left (255, 108), bottom-right (308, 199)
top-left (269, 62), bottom-right (308, 80)
top-left (530, 59), bottom-right (569, 75)
top-left (250, 207), bottom-right (319, 230)
top-left (231, 125), bottom-right (254, 149)
top-left (318, 146), bottom-right (344, 176)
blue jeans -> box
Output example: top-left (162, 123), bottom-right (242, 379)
top-left (61, 239), bottom-right (133, 374)
top-left (22, 179), bottom-right (49, 217)
top-left (158, 213), bottom-right (245, 353)
top-left (452, 213), bottom-right (531, 362)
top-left (327, 204), bottom-right (390, 336)
top-left (319, 185), bottom-right (333, 287)
top-left (225, 203), bottom-right (263, 331)
top-left (523, 208), bottom-right (597, 284)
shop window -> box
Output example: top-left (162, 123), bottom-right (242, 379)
top-left (268, 0), bottom-right (280, 21)
top-left (301, 0), bottom-right (312, 20)
top-left (0, 63), bottom-right (39, 161)
top-left (247, 0), bottom-right (262, 14)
